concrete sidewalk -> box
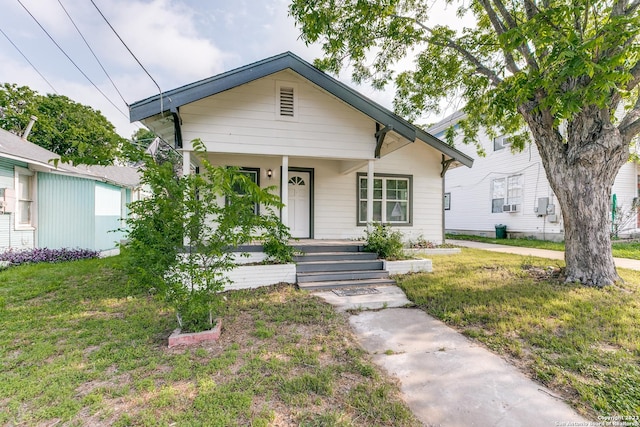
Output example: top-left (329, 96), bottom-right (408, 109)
top-left (314, 287), bottom-right (590, 426)
top-left (448, 239), bottom-right (640, 271)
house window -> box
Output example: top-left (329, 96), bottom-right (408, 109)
top-left (444, 192), bottom-right (451, 210)
top-left (491, 174), bottom-right (522, 213)
top-left (276, 81), bottom-right (298, 121)
top-left (493, 135), bottom-right (512, 151)
top-left (15, 167), bottom-right (34, 227)
top-left (228, 167), bottom-right (260, 214)
top-left (357, 174), bottom-right (411, 225)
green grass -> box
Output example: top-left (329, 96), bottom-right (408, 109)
top-left (447, 233), bottom-right (640, 260)
top-left (0, 256), bottom-right (419, 426)
top-left (398, 249), bottom-right (640, 418)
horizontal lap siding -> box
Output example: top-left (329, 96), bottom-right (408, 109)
top-left (0, 158), bottom-right (34, 250)
top-left (181, 70), bottom-right (375, 160)
top-left (203, 144), bottom-right (444, 243)
top-left (445, 134), bottom-right (562, 236)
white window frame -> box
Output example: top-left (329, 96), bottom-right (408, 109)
top-left (491, 174), bottom-right (522, 213)
top-left (14, 166), bottom-right (36, 229)
top-left (357, 173), bottom-right (412, 226)
top-left (275, 81), bottom-right (298, 122)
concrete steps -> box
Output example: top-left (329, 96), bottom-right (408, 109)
top-left (295, 243), bottom-right (394, 291)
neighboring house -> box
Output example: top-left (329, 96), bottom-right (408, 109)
top-left (0, 128), bottom-right (140, 253)
top-left (429, 111), bottom-right (639, 241)
top-left (129, 52), bottom-right (473, 243)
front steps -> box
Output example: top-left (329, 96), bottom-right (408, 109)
top-left (293, 243), bottom-right (395, 291)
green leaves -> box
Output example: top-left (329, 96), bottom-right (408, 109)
top-left (0, 83), bottom-right (125, 165)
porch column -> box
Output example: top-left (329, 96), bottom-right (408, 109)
top-left (367, 159), bottom-right (375, 232)
top-left (182, 150), bottom-right (191, 177)
top-left (281, 156), bottom-right (289, 227)
top-left (182, 150), bottom-right (191, 247)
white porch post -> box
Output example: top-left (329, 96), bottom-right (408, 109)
top-left (182, 150), bottom-right (191, 247)
top-left (367, 159), bottom-right (375, 232)
top-left (281, 156), bottom-right (289, 227)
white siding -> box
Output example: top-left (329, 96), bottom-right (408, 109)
top-left (202, 140), bottom-right (445, 243)
top-left (444, 128), bottom-right (638, 239)
top-left (180, 70), bottom-right (377, 160)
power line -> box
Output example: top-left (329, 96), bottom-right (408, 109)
top-left (90, 0), bottom-right (163, 114)
top-left (0, 26), bottom-right (59, 94)
top-left (57, 0), bottom-right (129, 107)
top-left (15, 0), bottom-right (130, 120)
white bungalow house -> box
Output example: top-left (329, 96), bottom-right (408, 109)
top-left (0, 128), bottom-right (140, 254)
top-left (129, 52), bottom-right (473, 244)
top-left (430, 111), bottom-right (639, 241)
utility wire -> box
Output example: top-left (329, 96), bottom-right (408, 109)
top-left (16, 0), bottom-right (130, 120)
top-left (90, 0), bottom-right (163, 114)
top-left (57, 0), bottom-right (128, 107)
top-left (0, 26), bottom-right (59, 94)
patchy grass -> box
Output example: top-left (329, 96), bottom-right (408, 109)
top-left (447, 233), bottom-right (640, 260)
top-left (0, 256), bottom-right (419, 426)
top-left (397, 248), bottom-right (640, 418)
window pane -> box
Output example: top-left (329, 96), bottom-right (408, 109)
top-left (18, 201), bottom-right (31, 224)
top-left (374, 189), bottom-right (383, 199)
top-left (360, 188), bottom-right (367, 199)
top-left (374, 179), bottom-right (382, 189)
top-left (359, 201), bottom-right (367, 222)
top-left (373, 201), bottom-right (382, 221)
top-left (492, 198), bottom-right (504, 213)
top-left (387, 201), bottom-right (407, 222)
top-left (492, 178), bottom-right (505, 199)
top-left (18, 174), bottom-right (30, 200)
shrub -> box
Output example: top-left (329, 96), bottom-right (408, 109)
top-left (363, 223), bottom-right (405, 260)
top-left (0, 247), bottom-right (100, 267)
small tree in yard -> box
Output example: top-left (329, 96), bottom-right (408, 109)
top-left (124, 140), bottom-right (292, 332)
top-left (290, 0), bottom-right (640, 287)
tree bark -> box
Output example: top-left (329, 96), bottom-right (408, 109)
top-left (521, 105), bottom-right (628, 287)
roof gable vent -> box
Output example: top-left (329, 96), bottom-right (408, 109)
top-left (276, 81), bottom-right (298, 121)
top-left (279, 87), bottom-right (294, 117)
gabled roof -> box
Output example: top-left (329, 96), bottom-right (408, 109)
top-left (129, 52), bottom-right (472, 168)
top-left (0, 128), bottom-right (139, 188)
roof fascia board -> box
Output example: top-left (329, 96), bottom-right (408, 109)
top-left (130, 52), bottom-right (417, 141)
top-left (0, 152), bottom-right (57, 170)
top-left (416, 128), bottom-right (474, 168)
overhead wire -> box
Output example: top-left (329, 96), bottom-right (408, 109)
top-left (89, 0), bottom-right (163, 114)
top-left (15, 0), bottom-right (130, 120)
top-left (0, 26), bottom-right (59, 94)
top-left (56, 0), bottom-right (129, 107)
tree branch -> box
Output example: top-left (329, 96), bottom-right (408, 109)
top-left (476, 0), bottom-right (520, 74)
top-left (491, 0), bottom-right (540, 71)
top-left (391, 15), bottom-right (503, 86)
top-left (627, 0), bottom-right (640, 13)
top-left (626, 60), bottom-right (640, 91)
top-left (619, 95), bottom-right (640, 143)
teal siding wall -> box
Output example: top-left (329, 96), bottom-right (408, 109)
top-left (94, 182), bottom-right (125, 251)
top-left (0, 158), bottom-right (35, 250)
top-left (38, 173), bottom-right (95, 249)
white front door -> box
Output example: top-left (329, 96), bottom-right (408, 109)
top-left (288, 171), bottom-right (311, 238)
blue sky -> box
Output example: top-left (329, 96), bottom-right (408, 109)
top-left (0, 0), bottom-right (464, 138)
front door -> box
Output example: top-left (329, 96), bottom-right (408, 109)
top-left (288, 170), bottom-right (311, 238)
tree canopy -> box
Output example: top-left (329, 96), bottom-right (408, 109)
top-left (0, 83), bottom-right (125, 165)
top-left (290, 0), bottom-right (640, 286)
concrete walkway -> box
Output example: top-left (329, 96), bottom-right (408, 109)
top-left (314, 286), bottom-right (590, 426)
top-left (312, 240), bottom-right (639, 425)
top-left (448, 239), bottom-right (640, 271)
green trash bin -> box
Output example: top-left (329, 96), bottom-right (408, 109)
top-left (495, 224), bottom-right (507, 239)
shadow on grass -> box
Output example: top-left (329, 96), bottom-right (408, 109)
top-left (396, 248), bottom-right (640, 417)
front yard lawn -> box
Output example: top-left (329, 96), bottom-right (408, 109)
top-left (0, 256), bottom-right (418, 426)
top-left (398, 249), bottom-right (640, 418)
top-left (447, 233), bottom-right (640, 260)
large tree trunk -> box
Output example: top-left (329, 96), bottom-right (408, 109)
top-left (521, 105), bottom-right (629, 287)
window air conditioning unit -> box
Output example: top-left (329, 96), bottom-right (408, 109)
top-left (503, 204), bottom-right (519, 212)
